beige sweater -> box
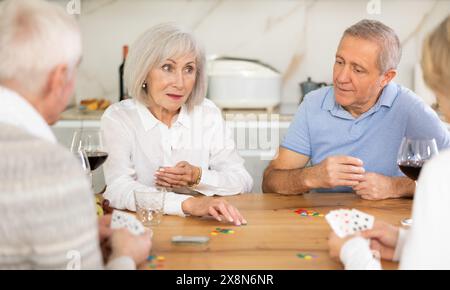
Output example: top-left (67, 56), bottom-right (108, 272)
top-left (0, 123), bottom-right (132, 270)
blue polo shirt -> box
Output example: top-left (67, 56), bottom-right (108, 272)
top-left (281, 82), bottom-right (450, 192)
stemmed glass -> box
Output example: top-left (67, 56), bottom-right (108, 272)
top-left (72, 149), bottom-right (91, 178)
top-left (397, 137), bottom-right (438, 226)
top-left (71, 128), bottom-right (109, 191)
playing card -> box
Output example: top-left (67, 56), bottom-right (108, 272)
top-left (326, 210), bottom-right (348, 238)
top-left (350, 209), bottom-right (374, 232)
top-left (339, 209), bottom-right (356, 236)
top-left (326, 208), bottom-right (375, 238)
top-left (111, 210), bottom-right (145, 235)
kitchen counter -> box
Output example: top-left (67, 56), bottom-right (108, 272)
top-left (59, 103), bottom-right (299, 122)
top-left (58, 103), bottom-right (450, 131)
top-left (59, 106), bottom-right (106, 121)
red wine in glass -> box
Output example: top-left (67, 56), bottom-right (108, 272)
top-left (86, 151), bottom-right (109, 171)
top-left (397, 138), bottom-right (438, 181)
top-left (397, 138), bottom-right (438, 226)
top-left (398, 160), bottom-right (424, 181)
top-left (70, 129), bottom-right (108, 191)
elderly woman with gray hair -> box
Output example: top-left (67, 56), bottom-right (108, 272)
top-left (101, 23), bottom-right (253, 225)
top-left (328, 15), bottom-right (450, 270)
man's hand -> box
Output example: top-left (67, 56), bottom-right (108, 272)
top-left (308, 156), bottom-right (365, 189)
top-left (98, 214), bottom-right (113, 243)
top-left (155, 161), bottom-right (200, 188)
top-left (98, 215), bottom-right (113, 262)
top-left (353, 173), bottom-right (397, 200)
top-left (110, 228), bottom-right (153, 267)
top-left (353, 173), bottom-right (415, 200)
top-left (182, 197), bottom-right (247, 226)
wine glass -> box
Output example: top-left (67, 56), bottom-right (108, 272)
top-left (72, 149), bottom-right (91, 178)
top-left (397, 137), bottom-right (438, 226)
top-left (397, 138), bottom-right (438, 180)
top-left (71, 129), bottom-right (109, 190)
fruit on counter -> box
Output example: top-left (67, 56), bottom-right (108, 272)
top-left (80, 98), bottom-right (111, 111)
top-left (98, 99), bottom-right (111, 110)
top-left (95, 195), bottom-right (104, 216)
top-left (96, 203), bottom-right (104, 216)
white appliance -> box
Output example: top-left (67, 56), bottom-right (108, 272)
top-left (207, 57), bottom-right (281, 110)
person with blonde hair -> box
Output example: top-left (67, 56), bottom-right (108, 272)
top-left (101, 23), bottom-right (252, 225)
top-left (0, 0), bottom-right (151, 270)
top-left (328, 15), bottom-right (450, 270)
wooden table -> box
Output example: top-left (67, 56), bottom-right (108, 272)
top-left (145, 193), bottom-right (412, 270)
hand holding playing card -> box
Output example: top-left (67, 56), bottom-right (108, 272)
top-left (360, 220), bottom-right (400, 261)
top-left (328, 231), bottom-right (356, 259)
top-left (111, 210), bottom-right (146, 236)
top-left (110, 228), bottom-right (153, 267)
top-left (326, 208), bottom-right (375, 261)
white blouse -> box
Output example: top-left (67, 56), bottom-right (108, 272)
top-left (101, 98), bottom-right (253, 216)
top-left (340, 149), bottom-right (450, 270)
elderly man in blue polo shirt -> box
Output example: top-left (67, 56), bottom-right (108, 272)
top-left (263, 19), bottom-right (450, 200)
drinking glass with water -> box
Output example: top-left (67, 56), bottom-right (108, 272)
top-left (134, 188), bottom-right (166, 227)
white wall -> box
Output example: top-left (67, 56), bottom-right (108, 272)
top-left (53, 0), bottom-right (450, 105)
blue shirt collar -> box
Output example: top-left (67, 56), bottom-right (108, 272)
top-left (322, 82), bottom-right (399, 120)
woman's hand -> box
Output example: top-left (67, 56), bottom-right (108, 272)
top-left (182, 196), bottom-right (247, 226)
top-left (154, 161), bottom-right (201, 188)
top-left (328, 232), bottom-right (356, 259)
top-left (360, 221), bottom-right (400, 261)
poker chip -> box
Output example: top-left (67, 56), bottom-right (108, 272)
top-left (297, 253), bottom-right (318, 260)
top-left (147, 255), bottom-right (165, 269)
top-left (210, 228), bottom-right (235, 235)
top-left (294, 208), bottom-right (324, 217)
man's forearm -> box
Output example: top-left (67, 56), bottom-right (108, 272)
top-left (392, 177), bottom-right (416, 198)
top-left (262, 166), bottom-right (316, 194)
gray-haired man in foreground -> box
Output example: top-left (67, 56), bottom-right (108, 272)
top-left (0, 0), bottom-right (151, 270)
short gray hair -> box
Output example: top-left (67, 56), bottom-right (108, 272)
top-left (343, 19), bottom-right (402, 73)
top-left (0, 0), bottom-right (82, 94)
top-left (124, 23), bottom-right (207, 110)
